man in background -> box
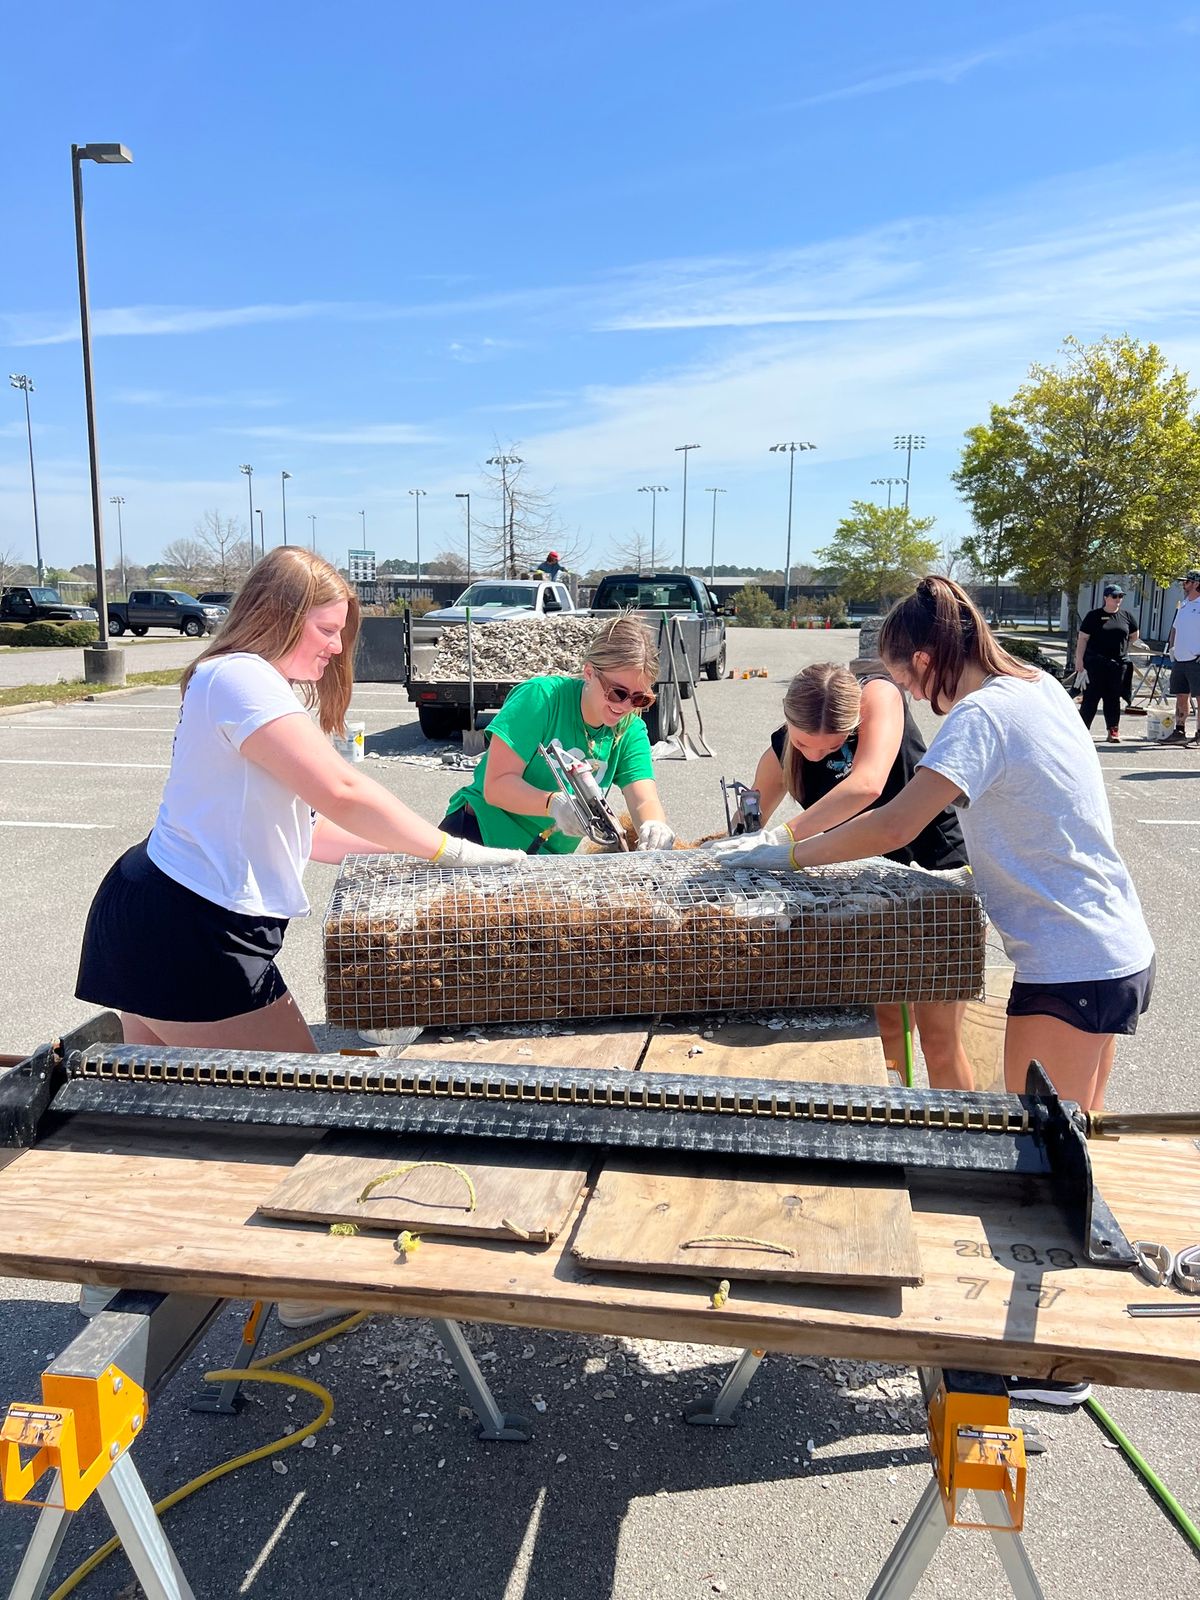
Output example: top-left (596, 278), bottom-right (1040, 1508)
top-left (1166, 570), bottom-right (1200, 744)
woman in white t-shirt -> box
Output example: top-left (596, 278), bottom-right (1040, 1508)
top-left (713, 576), bottom-right (1154, 1115)
top-left (76, 547), bottom-right (521, 1053)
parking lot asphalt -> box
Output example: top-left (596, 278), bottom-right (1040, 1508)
top-left (1, 626), bottom-right (1198, 1599)
top-left (0, 635), bottom-right (205, 688)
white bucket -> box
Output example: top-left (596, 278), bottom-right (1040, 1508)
top-left (1146, 707), bottom-right (1175, 741)
top-left (336, 720), bottom-right (366, 762)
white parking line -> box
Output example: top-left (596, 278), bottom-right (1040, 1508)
top-left (0, 819), bottom-right (114, 829)
top-left (0, 724), bottom-right (176, 733)
top-left (1137, 819), bottom-right (1200, 825)
top-left (0, 759), bottom-right (169, 770)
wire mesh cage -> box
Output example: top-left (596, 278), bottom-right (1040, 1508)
top-left (324, 854), bottom-right (986, 1031)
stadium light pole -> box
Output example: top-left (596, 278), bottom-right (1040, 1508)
top-left (255, 508), bottom-right (265, 550)
top-left (280, 470), bottom-right (292, 545)
top-left (674, 445), bottom-right (700, 571)
top-left (870, 476), bottom-right (906, 511)
top-left (359, 510), bottom-right (366, 547)
top-left (637, 485), bottom-right (668, 570)
top-left (72, 141), bottom-right (132, 663)
top-left (893, 435), bottom-right (925, 511)
top-left (307, 513), bottom-right (317, 551)
top-left (487, 453), bottom-right (523, 575)
top-left (408, 488), bottom-right (426, 583)
top-left (239, 465), bottom-right (256, 560)
top-left (705, 488), bottom-right (725, 588)
top-left (770, 441), bottom-right (816, 612)
top-left (108, 495), bottom-right (127, 594)
top-left (9, 376), bottom-right (45, 585)
top-left (455, 492), bottom-right (472, 581)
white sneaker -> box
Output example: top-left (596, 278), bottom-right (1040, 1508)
top-left (78, 1285), bottom-right (117, 1317)
top-left (275, 1299), bottom-right (355, 1329)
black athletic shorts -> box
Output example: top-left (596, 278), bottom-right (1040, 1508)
top-left (75, 839), bottom-right (290, 1023)
top-left (1006, 957), bottom-right (1155, 1036)
top-left (1168, 659), bottom-right (1200, 697)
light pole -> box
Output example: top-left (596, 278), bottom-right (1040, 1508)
top-left (870, 476), bottom-right (906, 511)
top-left (455, 492), bottom-right (472, 581)
top-left (280, 470), bottom-right (292, 546)
top-left (770, 441), bottom-right (816, 612)
top-left (408, 489), bottom-right (426, 583)
top-left (307, 513), bottom-right (317, 551)
top-left (255, 508), bottom-right (265, 550)
top-left (9, 375), bottom-right (44, 585)
top-left (674, 445), bottom-right (700, 571)
top-left (893, 435), bottom-right (925, 511)
top-left (359, 510), bottom-right (367, 548)
top-left (637, 485), bottom-right (668, 569)
top-left (108, 495), bottom-right (127, 594)
top-left (72, 141), bottom-right (132, 672)
top-left (239, 465), bottom-right (255, 560)
top-left (704, 488), bottom-right (725, 587)
top-left (487, 453), bottom-right (523, 575)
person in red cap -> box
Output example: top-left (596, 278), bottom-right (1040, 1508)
top-left (537, 550), bottom-right (565, 581)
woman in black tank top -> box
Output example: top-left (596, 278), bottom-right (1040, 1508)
top-left (720, 662), bottom-right (973, 1090)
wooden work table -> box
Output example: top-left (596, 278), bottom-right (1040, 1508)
top-left (2, 1013), bottom-right (1198, 1394)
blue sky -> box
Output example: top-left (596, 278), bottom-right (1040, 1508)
top-left (3, 2), bottom-right (1200, 576)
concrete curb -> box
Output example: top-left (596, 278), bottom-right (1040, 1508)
top-left (0, 700), bottom-right (55, 718)
top-left (81, 685), bottom-right (162, 702)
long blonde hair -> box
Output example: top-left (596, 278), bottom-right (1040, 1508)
top-left (583, 612), bottom-right (659, 734)
top-left (779, 662), bottom-right (862, 803)
top-left (181, 547), bottom-right (360, 734)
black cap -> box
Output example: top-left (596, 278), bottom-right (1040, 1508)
top-left (1184, 570), bottom-right (1200, 584)
top-left (1102, 584), bottom-right (1124, 598)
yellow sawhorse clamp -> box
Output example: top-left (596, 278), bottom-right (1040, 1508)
top-left (867, 1369), bottom-right (1043, 1600)
top-left (1, 1363), bottom-right (146, 1512)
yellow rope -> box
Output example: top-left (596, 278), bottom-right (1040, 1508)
top-left (683, 1234), bottom-right (795, 1258)
top-left (47, 1311), bottom-right (369, 1599)
top-left (394, 1229), bottom-right (422, 1257)
top-left (357, 1160), bottom-right (477, 1211)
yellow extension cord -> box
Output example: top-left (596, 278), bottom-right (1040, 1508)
top-left (47, 1310), bottom-right (370, 1599)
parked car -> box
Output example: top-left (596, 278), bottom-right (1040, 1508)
top-left (197, 591), bottom-right (237, 607)
top-left (412, 578), bottom-right (577, 645)
top-left (588, 572), bottom-right (729, 680)
top-left (0, 586), bottom-right (99, 625)
top-left (106, 590), bottom-right (226, 638)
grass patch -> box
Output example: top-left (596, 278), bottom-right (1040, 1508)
top-left (0, 668), bottom-right (184, 709)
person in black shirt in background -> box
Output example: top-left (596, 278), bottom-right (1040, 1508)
top-left (709, 662), bottom-right (974, 1088)
top-left (1075, 584), bottom-right (1140, 742)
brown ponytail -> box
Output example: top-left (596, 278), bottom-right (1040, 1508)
top-left (878, 576), bottom-right (1037, 714)
top-left (779, 663), bottom-right (862, 803)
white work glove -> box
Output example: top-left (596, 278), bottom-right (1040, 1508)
top-left (703, 832), bottom-right (798, 872)
top-left (635, 820), bottom-right (676, 851)
top-left (434, 834), bottom-right (525, 869)
top-left (1074, 668), bottom-right (1089, 691)
top-left (547, 793), bottom-right (588, 839)
top-left (707, 825), bottom-right (794, 856)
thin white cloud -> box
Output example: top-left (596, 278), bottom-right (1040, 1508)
top-left (791, 47), bottom-right (1007, 109)
top-left (2, 302), bottom-right (338, 347)
top-left (227, 423), bottom-right (438, 447)
top-left (111, 387), bottom-right (285, 410)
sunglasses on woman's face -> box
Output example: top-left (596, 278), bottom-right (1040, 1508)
top-left (595, 667), bottom-right (656, 710)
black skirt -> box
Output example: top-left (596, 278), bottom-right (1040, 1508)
top-left (75, 840), bottom-right (290, 1023)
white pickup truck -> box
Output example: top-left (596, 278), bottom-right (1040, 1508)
top-left (411, 578), bottom-right (576, 646)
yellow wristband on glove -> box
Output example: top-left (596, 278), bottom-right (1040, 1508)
top-left (430, 832), bottom-right (449, 863)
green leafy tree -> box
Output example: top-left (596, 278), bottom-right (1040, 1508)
top-left (816, 501), bottom-right (939, 611)
top-left (953, 335), bottom-right (1200, 659)
top-left (729, 583), bottom-right (780, 628)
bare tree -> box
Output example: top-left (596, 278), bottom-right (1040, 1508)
top-left (608, 530), bottom-right (667, 572)
top-left (0, 546), bottom-right (25, 590)
top-left (930, 541), bottom-right (979, 584)
top-left (470, 446), bottom-right (584, 576)
top-left (160, 537), bottom-right (209, 586)
top-left (194, 510), bottom-right (252, 589)
top-left (426, 548), bottom-right (467, 577)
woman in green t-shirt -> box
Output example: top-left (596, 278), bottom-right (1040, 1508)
top-left (440, 614), bottom-right (675, 853)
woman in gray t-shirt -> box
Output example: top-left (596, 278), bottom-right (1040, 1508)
top-left (720, 576), bottom-right (1153, 1115)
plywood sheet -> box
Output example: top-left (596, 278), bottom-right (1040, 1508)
top-left (400, 1022), bottom-right (648, 1072)
top-left (571, 1156), bottom-right (921, 1287)
top-left (641, 1021), bottom-right (887, 1085)
top-left (257, 1132), bottom-right (589, 1243)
